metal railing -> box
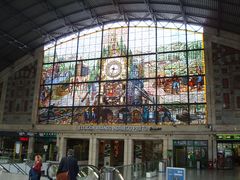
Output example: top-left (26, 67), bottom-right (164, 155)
top-left (100, 166), bottom-right (124, 180)
top-left (47, 162), bottom-right (100, 180)
top-left (113, 160), bottom-right (166, 180)
top-left (46, 160), bottom-right (165, 180)
top-left (0, 156), bottom-right (28, 175)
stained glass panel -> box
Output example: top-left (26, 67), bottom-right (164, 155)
top-left (51, 107), bottom-right (73, 124)
top-left (156, 77), bottom-right (188, 104)
top-left (78, 30), bottom-right (102, 59)
top-left (50, 84), bottom-right (74, 106)
top-left (127, 79), bottom-right (156, 105)
top-left (102, 26), bottom-right (128, 57)
top-left (75, 59), bottom-right (100, 82)
top-left (188, 50), bottom-right (205, 75)
top-left (55, 37), bottom-right (78, 62)
top-left (189, 104), bottom-right (206, 124)
top-left (39, 85), bottom-right (51, 107)
top-left (73, 107), bottom-right (99, 124)
top-left (41, 21), bottom-right (206, 125)
top-left (38, 107), bottom-right (73, 124)
top-left (100, 81), bottom-right (127, 106)
top-left (157, 22), bottom-right (186, 52)
top-left (44, 46), bottom-right (55, 63)
top-left (187, 25), bottom-right (203, 50)
top-left (129, 21), bottom-right (156, 54)
top-left (128, 55), bottom-right (156, 79)
top-left (101, 58), bottom-right (127, 81)
top-left (74, 82), bottom-right (99, 106)
top-left (51, 62), bottom-right (76, 84)
top-left (189, 75), bottom-right (205, 98)
top-left (41, 64), bottom-right (53, 84)
top-left (157, 52), bottom-right (187, 77)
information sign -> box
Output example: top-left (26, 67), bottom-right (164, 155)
top-left (166, 167), bottom-right (186, 180)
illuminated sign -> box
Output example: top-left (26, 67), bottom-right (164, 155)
top-left (79, 125), bottom-right (151, 132)
top-left (216, 134), bottom-right (240, 140)
top-left (19, 137), bottom-right (29, 141)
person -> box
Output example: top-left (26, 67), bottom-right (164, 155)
top-left (160, 106), bottom-right (174, 122)
top-left (29, 154), bottom-right (42, 180)
top-left (172, 72), bottom-right (180, 94)
top-left (57, 149), bottom-right (79, 180)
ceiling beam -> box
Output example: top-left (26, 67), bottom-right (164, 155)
top-left (217, 0), bottom-right (222, 35)
top-left (41, 0), bottom-right (79, 33)
top-left (0, 29), bottom-right (29, 51)
top-left (112, 0), bottom-right (129, 23)
top-left (178, 0), bottom-right (187, 25)
top-left (143, 0), bottom-right (157, 23)
top-left (0, 0), bottom-right (56, 43)
top-left (75, 0), bottom-right (103, 27)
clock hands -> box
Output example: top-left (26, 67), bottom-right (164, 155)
top-left (111, 65), bottom-right (118, 76)
top-left (106, 60), bottom-right (122, 78)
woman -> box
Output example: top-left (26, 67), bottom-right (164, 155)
top-left (29, 155), bottom-right (42, 180)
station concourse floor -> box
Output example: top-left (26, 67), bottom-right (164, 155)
top-left (145, 167), bottom-right (240, 180)
top-left (1, 167), bottom-right (240, 180)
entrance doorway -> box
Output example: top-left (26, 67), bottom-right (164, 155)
top-left (175, 146), bottom-right (186, 167)
top-left (173, 140), bottom-right (208, 168)
top-left (67, 139), bottom-right (89, 164)
top-left (217, 141), bottom-right (240, 169)
top-left (98, 139), bottom-right (124, 168)
top-left (133, 140), bottom-right (163, 163)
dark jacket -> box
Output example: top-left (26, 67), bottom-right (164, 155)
top-left (57, 155), bottom-right (79, 180)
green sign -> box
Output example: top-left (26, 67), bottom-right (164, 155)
top-left (216, 134), bottom-right (240, 140)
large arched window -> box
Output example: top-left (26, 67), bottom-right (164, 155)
top-left (39, 21), bottom-right (206, 125)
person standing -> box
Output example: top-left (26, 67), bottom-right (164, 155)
top-left (57, 149), bottom-right (79, 180)
top-left (29, 155), bottom-right (42, 180)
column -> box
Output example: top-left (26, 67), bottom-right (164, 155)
top-left (58, 136), bottom-right (67, 160)
top-left (167, 136), bottom-right (173, 167)
top-left (163, 138), bottom-right (168, 160)
top-left (27, 136), bottom-right (34, 159)
top-left (123, 138), bottom-right (133, 180)
top-left (88, 137), bottom-right (99, 166)
top-left (124, 138), bottom-right (133, 165)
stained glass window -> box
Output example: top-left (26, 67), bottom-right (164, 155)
top-left (40, 21), bottom-right (206, 125)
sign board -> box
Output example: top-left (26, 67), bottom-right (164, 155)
top-left (216, 134), bottom-right (240, 141)
top-left (166, 167), bottom-right (186, 180)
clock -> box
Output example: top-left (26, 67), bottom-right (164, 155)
top-left (105, 60), bottom-right (122, 78)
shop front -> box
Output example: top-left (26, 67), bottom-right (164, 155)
top-left (34, 132), bottom-right (57, 161)
top-left (216, 134), bottom-right (240, 169)
top-left (133, 140), bottom-right (163, 163)
top-left (0, 131), bottom-right (29, 161)
top-left (98, 139), bottom-right (124, 168)
top-left (173, 140), bottom-right (208, 168)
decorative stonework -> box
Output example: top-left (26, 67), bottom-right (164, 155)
top-left (212, 43), bottom-right (240, 124)
top-left (3, 61), bottom-right (37, 124)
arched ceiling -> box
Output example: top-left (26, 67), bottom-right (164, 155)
top-left (0, 0), bottom-right (240, 70)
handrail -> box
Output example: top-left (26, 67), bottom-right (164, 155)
top-left (47, 162), bottom-right (100, 180)
top-left (10, 162), bottom-right (28, 175)
top-left (0, 157), bottom-right (28, 175)
top-left (100, 166), bottom-right (124, 180)
top-left (0, 164), bottom-right (10, 173)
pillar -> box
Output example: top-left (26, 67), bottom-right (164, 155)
top-left (124, 138), bottom-right (133, 165)
top-left (27, 136), bottom-right (34, 159)
top-left (163, 138), bottom-right (168, 160)
top-left (58, 135), bottom-right (67, 161)
top-left (88, 137), bottom-right (99, 166)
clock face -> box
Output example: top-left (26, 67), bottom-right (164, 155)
top-left (106, 60), bottom-right (122, 78)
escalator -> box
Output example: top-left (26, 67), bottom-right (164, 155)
top-left (47, 163), bottom-right (100, 180)
top-left (47, 162), bottom-right (125, 180)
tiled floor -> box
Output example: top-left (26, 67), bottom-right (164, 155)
top-left (147, 167), bottom-right (240, 180)
top-left (0, 172), bottom-right (48, 180)
top-left (1, 167), bottom-right (240, 180)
